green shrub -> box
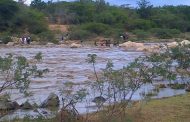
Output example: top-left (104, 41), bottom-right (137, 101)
top-left (132, 29), bottom-right (150, 39)
top-left (38, 31), bottom-right (57, 43)
top-left (69, 29), bottom-right (92, 40)
top-left (150, 28), bottom-right (181, 39)
top-left (81, 22), bottom-right (110, 35)
top-left (30, 34), bottom-right (40, 42)
top-left (0, 34), bottom-right (12, 44)
top-left (169, 83), bottom-right (186, 89)
top-left (127, 19), bottom-right (155, 30)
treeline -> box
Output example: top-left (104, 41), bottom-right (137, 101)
top-left (0, 0), bottom-right (55, 44)
top-left (31, 0), bottom-right (190, 40)
top-left (1, 0), bottom-right (190, 43)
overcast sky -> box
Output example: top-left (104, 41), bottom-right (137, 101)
top-left (15, 0), bottom-right (190, 7)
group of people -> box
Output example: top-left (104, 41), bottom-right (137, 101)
top-left (120, 33), bottom-right (129, 40)
top-left (94, 39), bottom-right (118, 47)
top-left (20, 36), bottom-right (31, 44)
top-left (93, 32), bottom-right (129, 47)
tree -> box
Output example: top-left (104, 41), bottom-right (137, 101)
top-left (30, 0), bottom-right (46, 10)
top-left (0, 0), bottom-right (19, 31)
top-left (95, 0), bottom-right (106, 12)
top-left (137, 0), bottom-right (153, 19)
top-left (86, 53), bottom-right (155, 120)
top-left (0, 53), bottom-right (48, 94)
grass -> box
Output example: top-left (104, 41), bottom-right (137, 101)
top-left (3, 93), bottom-right (190, 122)
top-left (127, 93), bottom-right (190, 122)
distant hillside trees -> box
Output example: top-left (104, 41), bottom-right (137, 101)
top-left (137, 0), bottom-right (153, 19)
top-left (31, 0), bottom-right (46, 10)
top-left (0, 0), bottom-right (19, 31)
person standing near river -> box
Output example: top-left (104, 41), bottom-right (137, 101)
top-left (27, 36), bottom-right (31, 44)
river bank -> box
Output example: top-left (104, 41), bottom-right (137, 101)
top-left (2, 93), bottom-right (190, 122)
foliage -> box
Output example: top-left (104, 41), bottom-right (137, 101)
top-left (69, 28), bottom-right (92, 40)
top-left (38, 0), bottom-right (190, 40)
top-left (0, 34), bottom-right (12, 44)
top-left (144, 44), bottom-right (190, 83)
top-left (0, 0), bottom-right (19, 31)
top-left (0, 53), bottom-right (47, 94)
top-left (84, 44), bottom-right (190, 121)
top-left (30, 0), bottom-right (46, 10)
top-left (37, 31), bottom-right (57, 43)
top-left (81, 22), bottom-right (110, 35)
top-left (150, 28), bottom-right (180, 39)
top-left (3, 0), bottom-right (190, 41)
top-left (0, 0), bottom-right (49, 41)
top-left (137, 0), bottom-right (153, 19)
top-left (86, 54), bottom-right (156, 121)
top-left (127, 19), bottom-right (154, 31)
top-left (132, 29), bottom-right (150, 39)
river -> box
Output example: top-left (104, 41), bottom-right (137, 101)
top-left (0, 46), bottom-right (186, 120)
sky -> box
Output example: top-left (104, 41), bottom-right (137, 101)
top-left (15, 0), bottom-right (190, 7)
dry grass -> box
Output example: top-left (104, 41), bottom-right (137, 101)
top-left (85, 93), bottom-right (190, 122)
top-left (127, 93), bottom-right (190, 122)
top-left (49, 24), bottom-right (69, 32)
top-left (4, 93), bottom-right (190, 122)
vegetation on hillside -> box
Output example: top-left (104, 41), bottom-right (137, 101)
top-left (31, 0), bottom-right (190, 41)
top-left (1, 0), bottom-right (190, 43)
top-left (0, 0), bottom-right (55, 43)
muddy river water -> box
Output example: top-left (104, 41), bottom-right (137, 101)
top-left (0, 46), bottom-right (186, 120)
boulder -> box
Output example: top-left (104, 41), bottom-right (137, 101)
top-left (167, 42), bottom-right (178, 48)
top-left (0, 98), bottom-right (19, 110)
top-left (145, 45), bottom-right (161, 53)
top-left (92, 96), bottom-right (106, 104)
top-left (6, 42), bottom-right (15, 46)
top-left (46, 42), bottom-right (55, 46)
top-left (181, 40), bottom-right (190, 45)
top-left (119, 41), bottom-right (144, 50)
top-left (136, 47), bottom-right (147, 52)
top-left (136, 45), bottom-right (161, 53)
top-left (70, 43), bottom-right (82, 48)
top-left (20, 101), bottom-right (33, 109)
top-left (40, 93), bottom-right (60, 108)
top-left (12, 101), bottom-right (20, 109)
top-left (58, 44), bottom-right (67, 48)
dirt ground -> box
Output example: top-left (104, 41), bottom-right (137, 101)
top-left (49, 24), bottom-right (69, 32)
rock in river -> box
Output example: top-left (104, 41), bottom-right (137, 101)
top-left (40, 93), bottom-right (60, 108)
top-left (20, 101), bottom-right (33, 109)
top-left (92, 96), bottom-right (106, 104)
top-left (6, 42), bottom-right (15, 46)
top-left (70, 43), bottom-right (82, 48)
top-left (0, 98), bottom-right (19, 110)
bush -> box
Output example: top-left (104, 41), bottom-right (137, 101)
top-left (0, 53), bottom-right (47, 94)
top-left (0, 34), bottom-right (12, 44)
top-left (150, 28), bottom-right (181, 39)
top-left (169, 83), bottom-right (186, 89)
top-left (69, 29), bottom-right (92, 40)
top-left (38, 31), bottom-right (57, 43)
top-left (24, 9), bottom-right (48, 34)
top-left (132, 29), bottom-right (150, 39)
top-left (81, 22), bottom-right (110, 35)
top-left (127, 19), bottom-right (155, 30)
